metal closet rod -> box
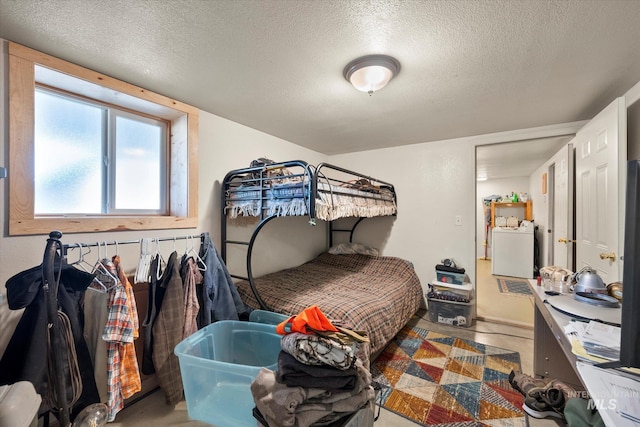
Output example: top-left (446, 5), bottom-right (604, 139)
top-left (61, 233), bottom-right (205, 249)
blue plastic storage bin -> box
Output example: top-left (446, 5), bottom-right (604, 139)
top-left (174, 320), bottom-right (282, 427)
top-left (248, 309), bottom-right (290, 325)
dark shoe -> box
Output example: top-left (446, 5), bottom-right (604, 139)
top-left (529, 379), bottom-right (578, 412)
top-left (508, 370), bottom-right (547, 396)
top-left (548, 379), bottom-right (578, 402)
top-left (523, 388), bottom-right (565, 420)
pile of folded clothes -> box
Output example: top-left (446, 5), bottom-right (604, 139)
top-left (251, 305), bottom-right (375, 427)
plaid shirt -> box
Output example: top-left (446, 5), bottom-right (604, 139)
top-left (113, 256), bottom-right (141, 399)
top-left (152, 252), bottom-right (185, 405)
top-left (101, 259), bottom-right (140, 421)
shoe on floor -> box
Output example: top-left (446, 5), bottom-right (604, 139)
top-left (548, 379), bottom-right (578, 402)
top-left (523, 388), bottom-right (565, 420)
top-left (508, 370), bottom-right (547, 396)
top-left (528, 378), bottom-right (578, 413)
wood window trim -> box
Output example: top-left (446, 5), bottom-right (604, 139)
top-left (8, 42), bottom-right (199, 235)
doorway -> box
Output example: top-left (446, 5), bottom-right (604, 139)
top-left (475, 137), bottom-right (572, 326)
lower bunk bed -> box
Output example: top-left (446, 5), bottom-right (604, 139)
top-left (234, 251), bottom-right (424, 367)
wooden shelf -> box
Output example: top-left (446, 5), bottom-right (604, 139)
top-left (490, 200), bottom-right (532, 227)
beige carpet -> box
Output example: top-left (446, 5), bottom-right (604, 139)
top-left (475, 259), bottom-right (534, 327)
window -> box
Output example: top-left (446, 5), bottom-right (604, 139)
top-left (34, 88), bottom-right (167, 215)
top-left (8, 42), bottom-right (199, 235)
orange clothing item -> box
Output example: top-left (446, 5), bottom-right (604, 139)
top-left (113, 255), bottom-right (142, 400)
top-left (276, 305), bottom-right (339, 335)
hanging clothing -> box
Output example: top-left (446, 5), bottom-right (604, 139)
top-left (112, 255), bottom-right (142, 400)
top-left (152, 251), bottom-right (185, 405)
top-left (198, 232), bottom-right (247, 327)
top-left (180, 256), bottom-right (201, 339)
top-left (141, 255), bottom-right (162, 375)
top-left (100, 258), bottom-right (135, 421)
top-left (83, 288), bottom-right (110, 403)
top-left (0, 263), bottom-right (101, 420)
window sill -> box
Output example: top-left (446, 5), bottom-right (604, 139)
top-left (10, 216), bottom-right (198, 236)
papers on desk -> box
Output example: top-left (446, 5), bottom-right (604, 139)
top-left (564, 320), bottom-right (621, 362)
top-left (577, 362), bottom-right (640, 427)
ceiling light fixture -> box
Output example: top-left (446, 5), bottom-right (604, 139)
top-left (343, 54), bottom-right (401, 96)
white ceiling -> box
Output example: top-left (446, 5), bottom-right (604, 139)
top-left (476, 136), bottom-right (573, 180)
top-left (1, 0), bottom-right (640, 158)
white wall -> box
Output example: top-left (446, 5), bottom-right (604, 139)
top-left (330, 139), bottom-right (477, 300)
top-left (475, 177), bottom-right (530, 257)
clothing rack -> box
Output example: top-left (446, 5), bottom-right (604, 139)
top-left (61, 233), bottom-right (205, 253)
top-left (41, 230), bottom-right (205, 426)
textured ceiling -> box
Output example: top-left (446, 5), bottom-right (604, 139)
top-left (2, 0), bottom-right (640, 156)
top-left (476, 136), bottom-right (573, 180)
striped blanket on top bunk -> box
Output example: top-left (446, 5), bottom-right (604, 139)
top-left (225, 178), bottom-right (397, 221)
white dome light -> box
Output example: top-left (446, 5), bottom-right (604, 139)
top-left (343, 55), bottom-right (401, 96)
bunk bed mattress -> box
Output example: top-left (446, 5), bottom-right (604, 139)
top-left (226, 181), bottom-right (397, 220)
top-left (235, 253), bottom-right (423, 364)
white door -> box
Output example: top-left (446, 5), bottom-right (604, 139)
top-left (552, 143), bottom-right (574, 270)
top-left (575, 98), bottom-right (626, 283)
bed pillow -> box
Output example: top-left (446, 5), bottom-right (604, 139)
top-left (328, 242), bottom-right (379, 257)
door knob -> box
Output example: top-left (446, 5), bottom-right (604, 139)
top-left (558, 238), bottom-right (576, 244)
top-left (599, 252), bottom-right (616, 261)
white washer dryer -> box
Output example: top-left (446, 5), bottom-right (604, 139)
top-left (491, 227), bottom-right (534, 278)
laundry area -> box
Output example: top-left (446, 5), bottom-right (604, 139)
top-left (483, 195), bottom-right (537, 280)
top-left (475, 169), bottom-right (549, 326)
top-left (492, 221), bottom-right (535, 279)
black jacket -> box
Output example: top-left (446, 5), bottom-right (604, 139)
top-left (0, 263), bottom-right (100, 420)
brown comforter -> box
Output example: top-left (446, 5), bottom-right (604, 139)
top-left (235, 253), bottom-right (423, 366)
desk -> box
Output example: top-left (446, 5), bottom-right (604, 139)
top-left (528, 280), bottom-right (639, 427)
top-left (528, 280), bottom-right (585, 389)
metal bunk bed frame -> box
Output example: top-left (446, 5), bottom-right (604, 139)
top-left (220, 160), bottom-right (397, 311)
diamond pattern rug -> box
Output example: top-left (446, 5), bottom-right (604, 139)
top-left (497, 278), bottom-right (534, 297)
top-left (371, 324), bottom-right (526, 426)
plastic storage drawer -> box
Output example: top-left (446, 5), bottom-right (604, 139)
top-left (427, 297), bottom-right (474, 327)
top-left (428, 281), bottom-right (473, 302)
top-left (174, 320), bottom-right (282, 427)
top-left (435, 270), bottom-right (465, 285)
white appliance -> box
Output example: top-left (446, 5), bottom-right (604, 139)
top-left (491, 227), bottom-right (534, 278)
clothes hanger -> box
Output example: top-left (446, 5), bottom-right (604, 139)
top-left (154, 237), bottom-right (166, 280)
top-left (69, 243), bottom-right (93, 270)
top-left (92, 241), bottom-right (119, 291)
top-left (187, 235), bottom-right (207, 272)
top-left (135, 238), bottom-right (153, 284)
top-left (70, 242), bottom-right (108, 293)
